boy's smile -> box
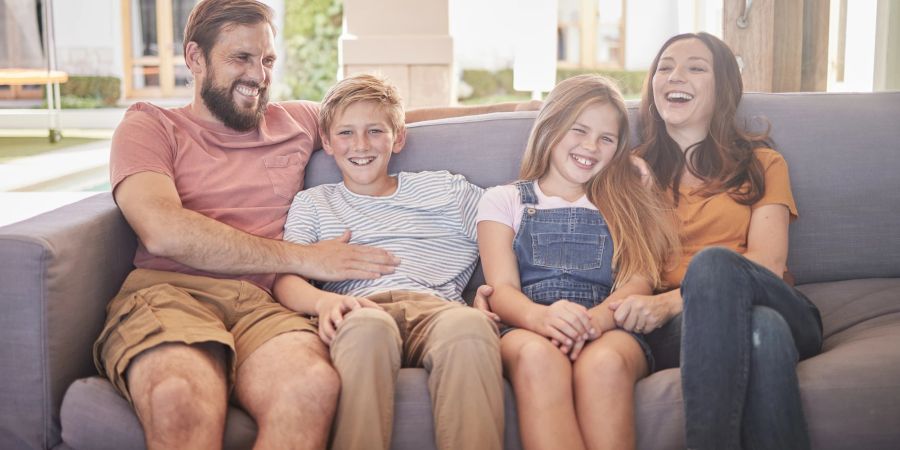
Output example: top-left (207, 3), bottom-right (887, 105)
top-left (324, 100), bottom-right (406, 197)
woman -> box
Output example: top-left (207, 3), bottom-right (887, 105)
top-left (608, 32), bottom-right (824, 449)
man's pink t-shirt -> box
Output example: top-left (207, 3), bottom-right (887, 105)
top-left (109, 101), bottom-right (320, 292)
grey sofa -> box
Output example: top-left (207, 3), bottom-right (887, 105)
top-left (2, 92), bottom-right (899, 450)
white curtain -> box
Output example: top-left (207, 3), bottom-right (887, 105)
top-left (1, 0), bottom-right (45, 68)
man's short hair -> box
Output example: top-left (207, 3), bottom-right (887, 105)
top-left (319, 74), bottom-right (405, 136)
top-left (183, 0), bottom-right (276, 60)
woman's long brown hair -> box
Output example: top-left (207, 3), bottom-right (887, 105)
top-left (637, 32), bottom-right (770, 205)
top-left (520, 74), bottom-right (680, 290)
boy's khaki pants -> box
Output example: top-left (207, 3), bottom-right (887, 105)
top-left (329, 290), bottom-right (503, 450)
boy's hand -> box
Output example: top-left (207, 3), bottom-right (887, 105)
top-left (472, 285), bottom-right (501, 322)
top-left (316, 293), bottom-right (382, 345)
top-left (533, 300), bottom-right (595, 355)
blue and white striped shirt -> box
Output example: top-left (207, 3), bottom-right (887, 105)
top-left (284, 171), bottom-right (484, 302)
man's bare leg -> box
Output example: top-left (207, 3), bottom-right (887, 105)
top-left (127, 342), bottom-right (229, 450)
top-left (234, 331), bottom-right (340, 450)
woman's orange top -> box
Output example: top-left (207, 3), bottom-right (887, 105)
top-left (662, 148), bottom-right (798, 288)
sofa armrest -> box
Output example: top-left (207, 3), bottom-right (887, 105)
top-left (0, 193), bottom-right (136, 449)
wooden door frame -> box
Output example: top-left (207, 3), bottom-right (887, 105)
top-left (120, 0), bottom-right (192, 98)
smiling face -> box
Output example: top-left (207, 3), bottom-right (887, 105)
top-left (196, 22), bottom-right (275, 131)
top-left (323, 100), bottom-right (406, 197)
top-left (651, 38), bottom-right (716, 142)
top-left (541, 101), bottom-right (620, 199)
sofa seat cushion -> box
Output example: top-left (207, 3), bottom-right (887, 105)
top-left (795, 278), bottom-right (900, 449)
top-left (59, 278), bottom-right (900, 450)
top-left (60, 377), bottom-right (257, 450)
top-left (61, 369), bottom-right (522, 450)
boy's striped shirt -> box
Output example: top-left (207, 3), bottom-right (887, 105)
top-left (284, 170), bottom-right (483, 302)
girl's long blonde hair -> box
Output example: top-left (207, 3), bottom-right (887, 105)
top-left (520, 74), bottom-right (680, 290)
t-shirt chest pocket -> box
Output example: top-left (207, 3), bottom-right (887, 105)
top-left (531, 232), bottom-right (606, 270)
top-left (264, 153), bottom-right (305, 199)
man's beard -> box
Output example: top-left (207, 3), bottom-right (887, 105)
top-left (200, 73), bottom-right (269, 132)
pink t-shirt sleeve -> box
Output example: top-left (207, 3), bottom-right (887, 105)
top-left (476, 184), bottom-right (520, 230)
top-left (279, 100), bottom-right (322, 150)
top-left (109, 104), bottom-right (177, 193)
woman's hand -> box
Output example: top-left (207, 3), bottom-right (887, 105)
top-left (630, 155), bottom-right (653, 187)
top-left (315, 293), bottom-right (383, 345)
top-left (607, 289), bottom-right (682, 334)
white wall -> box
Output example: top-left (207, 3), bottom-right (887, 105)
top-left (624, 0), bottom-right (680, 70)
top-left (829, 0), bottom-right (878, 92)
top-left (449, 0), bottom-right (516, 70)
top-left (53, 0), bottom-right (122, 77)
top-left (49, 0), bottom-right (285, 89)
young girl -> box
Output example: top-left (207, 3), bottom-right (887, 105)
top-left (476, 74), bottom-right (679, 450)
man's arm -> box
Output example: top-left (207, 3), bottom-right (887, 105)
top-left (405, 100), bottom-right (542, 123)
top-left (115, 171), bottom-right (399, 281)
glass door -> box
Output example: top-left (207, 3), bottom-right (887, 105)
top-left (122, 0), bottom-right (196, 98)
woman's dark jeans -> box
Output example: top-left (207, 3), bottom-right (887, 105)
top-left (646, 247), bottom-right (823, 450)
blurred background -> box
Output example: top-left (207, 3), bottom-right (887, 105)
top-left (1, 0), bottom-right (898, 225)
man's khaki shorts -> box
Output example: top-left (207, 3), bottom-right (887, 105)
top-left (93, 268), bottom-right (317, 402)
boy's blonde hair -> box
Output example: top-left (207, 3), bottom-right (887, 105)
top-left (521, 74), bottom-right (680, 290)
top-left (319, 73), bottom-right (405, 136)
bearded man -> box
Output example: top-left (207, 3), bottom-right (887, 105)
top-left (94, 1), bottom-right (527, 448)
top-left (92, 1), bottom-right (399, 449)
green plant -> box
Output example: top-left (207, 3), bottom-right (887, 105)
top-left (461, 68), bottom-right (647, 103)
top-left (280, 0), bottom-right (342, 101)
top-left (58, 95), bottom-right (108, 109)
top-left (59, 76), bottom-right (121, 106)
top-left (557, 68), bottom-right (646, 98)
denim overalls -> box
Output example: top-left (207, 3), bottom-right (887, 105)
top-left (512, 181), bottom-right (614, 308)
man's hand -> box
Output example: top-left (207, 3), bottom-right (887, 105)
top-left (315, 293), bottom-right (383, 345)
top-left (300, 230), bottom-right (401, 281)
top-left (607, 290), bottom-right (680, 334)
top-left (471, 285), bottom-right (501, 322)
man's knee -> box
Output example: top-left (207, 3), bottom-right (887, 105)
top-left (128, 342), bottom-right (227, 398)
top-left (134, 371), bottom-right (225, 438)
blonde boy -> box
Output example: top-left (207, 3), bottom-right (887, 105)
top-left (273, 74), bottom-right (503, 450)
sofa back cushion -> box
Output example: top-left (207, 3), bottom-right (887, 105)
top-left (305, 92), bottom-right (900, 288)
top-left (736, 92), bottom-right (900, 284)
